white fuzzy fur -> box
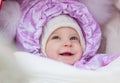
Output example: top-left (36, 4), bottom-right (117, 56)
top-left (0, 0), bottom-right (21, 44)
top-left (0, 38), bottom-right (28, 83)
top-left (0, 1), bottom-right (27, 83)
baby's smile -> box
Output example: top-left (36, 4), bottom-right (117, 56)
top-left (59, 52), bottom-right (74, 56)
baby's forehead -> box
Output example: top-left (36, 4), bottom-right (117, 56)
top-left (51, 27), bottom-right (78, 33)
top-left (49, 27), bottom-right (79, 37)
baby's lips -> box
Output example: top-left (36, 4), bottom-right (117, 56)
top-left (59, 52), bottom-right (74, 56)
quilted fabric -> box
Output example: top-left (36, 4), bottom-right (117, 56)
top-left (16, 0), bottom-right (119, 70)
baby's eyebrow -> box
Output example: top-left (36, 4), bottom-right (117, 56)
top-left (51, 34), bottom-right (58, 37)
top-left (49, 34), bottom-right (59, 39)
top-left (70, 34), bottom-right (79, 37)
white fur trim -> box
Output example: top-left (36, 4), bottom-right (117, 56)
top-left (0, 1), bottom-right (21, 44)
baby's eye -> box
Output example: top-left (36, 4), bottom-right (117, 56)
top-left (52, 36), bottom-right (60, 40)
top-left (70, 36), bottom-right (78, 40)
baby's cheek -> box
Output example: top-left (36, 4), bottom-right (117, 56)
top-left (76, 47), bottom-right (83, 57)
top-left (46, 46), bottom-right (54, 56)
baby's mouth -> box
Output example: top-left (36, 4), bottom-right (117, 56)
top-left (59, 52), bottom-right (74, 56)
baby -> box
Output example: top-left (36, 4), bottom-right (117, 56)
top-left (41, 15), bottom-right (85, 65)
top-left (16, 0), bottom-right (119, 70)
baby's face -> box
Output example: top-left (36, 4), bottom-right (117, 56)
top-left (45, 27), bottom-right (83, 65)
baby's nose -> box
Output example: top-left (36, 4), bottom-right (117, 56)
top-left (64, 40), bottom-right (72, 47)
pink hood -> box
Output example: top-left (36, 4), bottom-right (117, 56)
top-left (16, 0), bottom-right (119, 70)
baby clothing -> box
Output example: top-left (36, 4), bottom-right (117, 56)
top-left (16, 0), bottom-right (119, 70)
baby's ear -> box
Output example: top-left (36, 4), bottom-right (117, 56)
top-left (79, 0), bottom-right (115, 25)
top-left (0, 0), bottom-right (21, 44)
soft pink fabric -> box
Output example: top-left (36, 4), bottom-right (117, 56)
top-left (16, 0), bottom-right (119, 70)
